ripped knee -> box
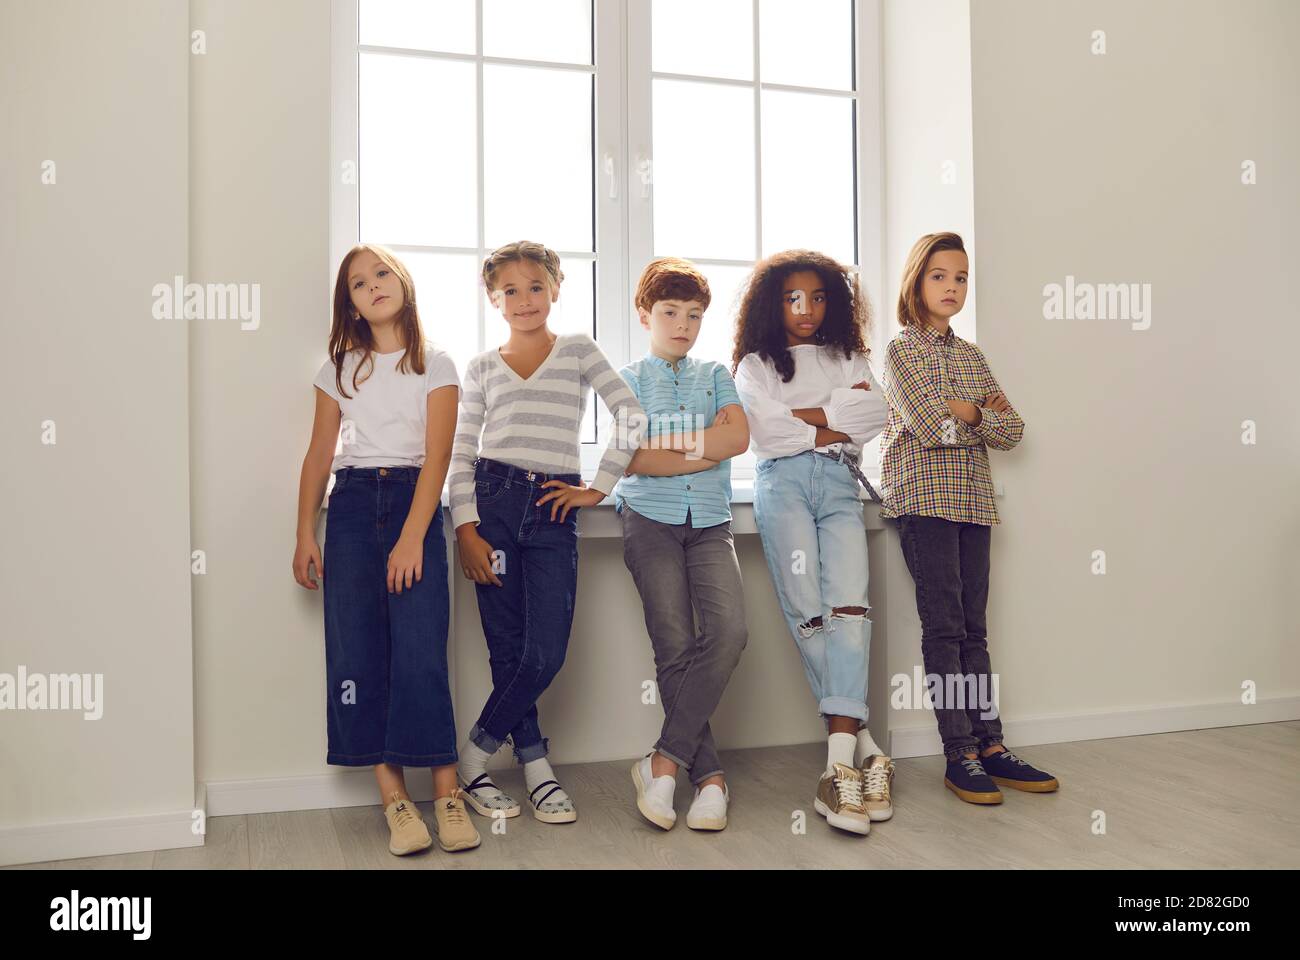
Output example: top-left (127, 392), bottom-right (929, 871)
top-left (796, 616), bottom-right (823, 638)
top-left (826, 605), bottom-right (870, 637)
top-left (830, 605), bottom-right (869, 620)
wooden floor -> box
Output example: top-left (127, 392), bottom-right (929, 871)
top-left (8, 721), bottom-right (1298, 870)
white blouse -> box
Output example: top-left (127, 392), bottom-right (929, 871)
top-left (734, 344), bottom-right (888, 462)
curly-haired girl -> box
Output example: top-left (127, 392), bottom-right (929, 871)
top-left (732, 249), bottom-right (892, 837)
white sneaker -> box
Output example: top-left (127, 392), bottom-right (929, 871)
top-left (686, 783), bottom-right (729, 831)
top-left (631, 755), bottom-right (677, 830)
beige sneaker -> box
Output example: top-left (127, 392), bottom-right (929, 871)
top-left (383, 791), bottom-right (433, 856)
top-left (432, 789), bottom-right (481, 852)
top-left (860, 754), bottom-right (895, 821)
top-left (813, 762), bottom-right (870, 835)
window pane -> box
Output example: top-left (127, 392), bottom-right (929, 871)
top-left (360, 0), bottom-right (475, 55)
top-left (759, 0), bottom-right (853, 90)
top-left (760, 89), bottom-right (855, 264)
top-left (484, 65), bottom-right (593, 252)
top-left (652, 0), bottom-right (752, 81)
top-left (550, 258), bottom-right (595, 339)
top-left (691, 264), bottom-right (752, 369)
top-left (652, 79), bottom-right (755, 260)
top-left (360, 54), bottom-right (477, 247)
top-left (402, 251), bottom-right (481, 377)
top-left (484, 0), bottom-right (591, 64)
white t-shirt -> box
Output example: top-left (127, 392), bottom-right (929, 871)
top-left (734, 344), bottom-right (888, 462)
top-left (312, 344), bottom-right (461, 473)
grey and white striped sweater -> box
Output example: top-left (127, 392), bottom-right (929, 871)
top-left (449, 333), bottom-right (646, 528)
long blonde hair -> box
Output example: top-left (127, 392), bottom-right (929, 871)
top-left (327, 243), bottom-right (426, 399)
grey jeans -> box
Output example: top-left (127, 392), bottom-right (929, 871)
top-left (621, 506), bottom-right (749, 783)
top-left (896, 514), bottom-right (1004, 761)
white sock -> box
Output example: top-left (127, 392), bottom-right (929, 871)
top-left (827, 732), bottom-right (857, 773)
top-left (523, 756), bottom-right (570, 809)
top-left (457, 740), bottom-right (504, 799)
top-left (855, 727), bottom-right (885, 766)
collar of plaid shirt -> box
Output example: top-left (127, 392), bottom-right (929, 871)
top-left (909, 322), bottom-right (955, 344)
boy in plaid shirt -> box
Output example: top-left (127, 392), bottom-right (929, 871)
top-left (881, 232), bottom-right (1059, 805)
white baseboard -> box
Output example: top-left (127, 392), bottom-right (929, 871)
top-left (887, 696), bottom-right (1300, 759)
top-left (205, 767), bottom-right (435, 817)
top-left (0, 784), bottom-right (206, 869)
top-left (203, 751), bottom-right (521, 817)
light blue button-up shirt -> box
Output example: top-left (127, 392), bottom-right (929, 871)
top-left (613, 354), bottom-right (743, 528)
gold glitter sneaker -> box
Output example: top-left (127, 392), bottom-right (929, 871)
top-left (813, 762), bottom-right (870, 835)
top-left (860, 754), bottom-right (895, 821)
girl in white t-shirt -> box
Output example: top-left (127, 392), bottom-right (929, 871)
top-left (732, 249), bottom-right (892, 838)
top-left (293, 243), bottom-right (478, 857)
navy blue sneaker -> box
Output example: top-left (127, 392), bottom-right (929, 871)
top-left (944, 756), bottom-right (1002, 804)
top-left (981, 749), bottom-right (1060, 792)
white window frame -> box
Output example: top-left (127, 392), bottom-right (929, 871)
top-left (330, 0), bottom-right (883, 482)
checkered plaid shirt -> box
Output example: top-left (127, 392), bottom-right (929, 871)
top-left (879, 325), bottom-right (1024, 525)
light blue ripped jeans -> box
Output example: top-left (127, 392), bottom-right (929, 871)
top-left (752, 451), bottom-right (871, 722)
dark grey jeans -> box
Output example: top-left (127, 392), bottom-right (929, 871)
top-left (896, 514), bottom-right (1005, 761)
top-left (621, 506), bottom-right (748, 783)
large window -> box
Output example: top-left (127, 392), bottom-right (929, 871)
top-left (331, 0), bottom-right (883, 477)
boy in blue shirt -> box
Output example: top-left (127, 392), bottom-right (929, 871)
top-left (616, 258), bottom-right (751, 832)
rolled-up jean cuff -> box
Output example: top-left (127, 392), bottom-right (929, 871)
top-left (513, 736), bottom-right (549, 764)
top-left (944, 741), bottom-right (981, 761)
top-left (690, 768), bottom-right (724, 785)
top-left (469, 724), bottom-right (505, 756)
top-left (819, 696), bottom-right (868, 722)
top-left (653, 743), bottom-right (692, 771)
top-left (979, 735), bottom-right (1005, 750)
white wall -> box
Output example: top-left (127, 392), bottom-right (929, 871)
top-left (187, 0), bottom-right (336, 786)
top-left (964, 0), bottom-right (1300, 721)
top-left (881, 0), bottom-right (977, 344)
top-left (0, 0), bottom-right (195, 854)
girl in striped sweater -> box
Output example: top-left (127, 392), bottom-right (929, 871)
top-left (449, 241), bottom-right (645, 823)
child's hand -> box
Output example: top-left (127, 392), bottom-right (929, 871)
top-left (386, 533), bottom-right (423, 594)
top-left (983, 392), bottom-right (1010, 414)
top-left (536, 480), bottom-right (603, 522)
top-left (456, 526), bottom-right (503, 587)
top-left (851, 380), bottom-right (872, 390)
top-left (292, 534), bottom-right (324, 590)
top-left (946, 398), bottom-right (981, 425)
